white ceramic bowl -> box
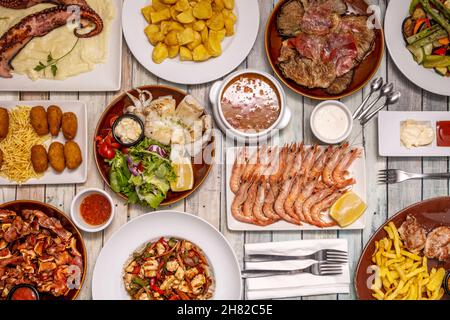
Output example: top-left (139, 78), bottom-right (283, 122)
top-left (209, 69), bottom-right (291, 144)
top-left (310, 100), bottom-right (353, 144)
top-left (70, 188), bottom-right (115, 233)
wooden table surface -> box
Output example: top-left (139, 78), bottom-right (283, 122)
top-left (1, 0), bottom-right (448, 300)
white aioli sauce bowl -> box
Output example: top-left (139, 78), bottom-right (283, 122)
top-left (310, 100), bottom-right (353, 145)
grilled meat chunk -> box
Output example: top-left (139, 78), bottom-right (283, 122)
top-left (398, 215), bottom-right (427, 253)
top-left (424, 226), bottom-right (450, 261)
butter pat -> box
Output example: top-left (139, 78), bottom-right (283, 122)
top-left (400, 120), bottom-right (434, 149)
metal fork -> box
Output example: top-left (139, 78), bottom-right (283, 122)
top-left (378, 169), bottom-right (450, 184)
top-left (245, 249), bottom-right (347, 263)
top-left (241, 262), bottom-right (343, 279)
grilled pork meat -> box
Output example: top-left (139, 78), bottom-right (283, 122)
top-left (398, 215), bottom-right (427, 253)
top-left (277, 0), bottom-right (305, 37)
top-left (325, 70), bottom-right (354, 95)
top-left (424, 226), bottom-right (450, 261)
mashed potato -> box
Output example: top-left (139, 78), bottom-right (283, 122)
top-left (0, 0), bottom-right (115, 80)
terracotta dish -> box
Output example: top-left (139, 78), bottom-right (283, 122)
top-left (355, 197), bottom-right (450, 300)
top-left (265, 0), bottom-right (384, 100)
top-left (94, 85), bottom-right (215, 206)
top-left (0, 200), bottom-right (87, 300)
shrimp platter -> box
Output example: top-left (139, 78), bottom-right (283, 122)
top-left (226, 143), bottom-right (367, 231)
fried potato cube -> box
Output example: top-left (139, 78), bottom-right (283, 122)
top-left (179, 46), bottom-right (193, 60)
top-left (152, 0), bottom-right (169, 11)
top-left (175, 0), bottom-right (190, 11)
top-left (62, 112), bottom-right (78, 140)
top-left (150, 8), bottom-right (171, 24)
top-left (141, 5), bottom-right (156, 23)
top-left (0, 107), bottom-right (9, 140)
top-left (153, 42), bottom-right (169, 64)
top-left (193, 0), bottom-right (213, 19)
top-left (206, 12), bottom-right (224, 31)
top-left (212, 0), bottom-right (225, 12)
top-left (160, 21), bottom-right (172, 35)
top-left (222, 9), bottom-right (236, 22)
top-left (223, 0), bottom-right (234, 10)
top-left (170, 5), bottom-right (179, 20)
top-left (169, 21), bottom-right (185, 31)
top-left (165, 30), bottom-right (179, 46)
top-left (31, 145), bottom-right (48, 174)
top-left (162, 0), bottom-right (177, 4)
top-left (64, 141), bottom-right (82, 170)
top-left (200, 27), bottom-right (208, 44)
top-left (30, 106), bottom-right (49, 136)
top-left (193, 20), bottom-right (206, 31)
top-left (224, 17), bottom-right (234, 36)
top-left (206, 35), bottom-right (222, 57)
top-left (145, 27), bottom-right (165, 46)
top-left (48, 141), bottom-right (65, 173)
top-left (177, 27), bottom-right (195, 45)
top-left (47, 105), bottom-right (62, 137)
top-left (187, 31), bottom-right (202, 50)
top-left (192, 44), bottom-right (211, 61)
top-left (177, 8), bottom-right (196, 24)
top-left (168, 45), bottom-right (180, 58)
top-left (210, 29), bottom-right (225, 41)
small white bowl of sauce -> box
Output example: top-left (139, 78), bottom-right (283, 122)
top-left (310, 100), bottom-right (353, 144)
top-left (70, 188), bottom-right (115, 233)
top-left (209, 69), bottom-right (291, 143)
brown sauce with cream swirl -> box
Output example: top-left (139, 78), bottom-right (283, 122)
top-left (220, 73), bottom-right (281, 133)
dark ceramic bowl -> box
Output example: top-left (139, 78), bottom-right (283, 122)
top-left (7, 284), bottom-right (40, 301)
top-left (111, 113), bottom-right (145, 148)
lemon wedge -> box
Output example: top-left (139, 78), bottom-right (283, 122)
top-left (330, 191), bottom-right (367, 228)
top-left (170, 160), bottom-right (194, 192)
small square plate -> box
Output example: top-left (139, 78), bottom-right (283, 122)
top-left (378, 111), bottom-right (450, 157)
top-left (0, 101), bottom-right (87, 185)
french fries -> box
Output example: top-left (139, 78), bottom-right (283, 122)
top-left (141, 0), bottom-right (237, 64)
top-left (370, 222), bottom-right (445, 300)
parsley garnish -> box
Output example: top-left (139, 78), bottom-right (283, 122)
top-left (34, 38), bottom-right (79, 77)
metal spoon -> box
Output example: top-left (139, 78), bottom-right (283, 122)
top-left (352, 77), bottom-right (383, 119)
top-left (360, 91), bottom-right (401, 125)
top-left (357, 82), bottom-right (394, 120)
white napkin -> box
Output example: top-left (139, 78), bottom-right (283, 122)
top-left (245, 239), bottom-right (350, 300)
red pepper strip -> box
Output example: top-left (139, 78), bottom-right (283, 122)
top-left (151, 284), bottom-right (165, 295)
top-left (413, 18), bottom-right (427, 35)
top-left (131, 266), bottom-right (141, 275)
top-left (169, 295), bottom-right (179, 300)
top-left (434, 47), bottom-right (447, 55)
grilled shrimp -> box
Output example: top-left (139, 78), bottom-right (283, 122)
top-left (284, 176), bottom-right (304, 223)
top-left (333, 148), bottom-right (361, 188)
top-left (269, 145), bottom-right (288, 185)
top-left (310, 190), bottom-right (343, 228)
top-left (302, 187), bottom-right (334, 225)
top-left (231, 181), bottom-right (254, 224)
top-left (322, 142), bottom-right (349, 187)
top-left (262, 186), bottom-right (280, 221)
top-left (252, 179), bottom-right (275, 226)
top-left (275, 177), bottom-right (300, 224)
top-left (281, 144), bottom-right (300, 182)
top-left (242, 180), bottom-right (258, 220)
top-left (230, 147), bottom-right (248, 194)
top-left (241, 146), bottom-right (265, 181)
top-left (294, 178), bottom-right (317, 222)
top-left (310, 145), bottom-right (333, 180)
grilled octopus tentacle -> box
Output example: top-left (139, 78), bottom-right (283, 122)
top-left (0, 5), bottom-right (103, 78)
top-left (0, 0), bottom-right (87, 9)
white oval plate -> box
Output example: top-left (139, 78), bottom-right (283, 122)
top-left (385, 1), bottom-right (450, 96)
top-left (92, 211), bottom-right (242, 300)
top-left (122, 0), bottom-right (259, 84)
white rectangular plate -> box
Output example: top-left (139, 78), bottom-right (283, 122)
top-left (226, 146), bottom-right (367, 231)
top-left (378, 111), bottom-right (450, 157)
top-left (0, 0), bottom-right (122, 92)
top-left (0, 101), bottom-right (87, 185)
